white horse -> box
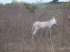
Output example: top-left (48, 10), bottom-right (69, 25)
top-left (32, 17), bottom-right (57, 39)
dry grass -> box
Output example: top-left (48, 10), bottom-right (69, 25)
top-left (0, 3), bottom-right (70, 52)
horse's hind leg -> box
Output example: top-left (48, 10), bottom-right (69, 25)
top-left (32, 30), bottom-right (37, 39)
top-left (32, 27), bottom-right (38, 39)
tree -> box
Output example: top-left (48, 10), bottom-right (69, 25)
top-left (52, 0), bottom-right (58, 3)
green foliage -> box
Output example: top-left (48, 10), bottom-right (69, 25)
top-left (64, 3), bottom-right (70, 9)
top-left (24, 3), bottom-right (37, 13)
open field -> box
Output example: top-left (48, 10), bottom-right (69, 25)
top-left (0, 3), bottom-right (70, 52)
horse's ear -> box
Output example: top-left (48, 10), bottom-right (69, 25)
top-left (52, 17), bottom-right (56, 21)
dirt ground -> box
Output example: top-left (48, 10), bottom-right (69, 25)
top-left (0, 4), bottom-right (70, 52)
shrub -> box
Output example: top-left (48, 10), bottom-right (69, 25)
top-left (24, 3), bottom-right (37, 13)
top-left (64, 2), bottom-right (70, 9)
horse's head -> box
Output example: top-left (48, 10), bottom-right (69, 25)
top-left (49, 17), bottom-right (58, 28)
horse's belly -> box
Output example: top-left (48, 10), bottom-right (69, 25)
top-left (40, 24), bottom-right (47, 28)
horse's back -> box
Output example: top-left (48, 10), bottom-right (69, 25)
top-left (33, 21), bottom-right (40, 26)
